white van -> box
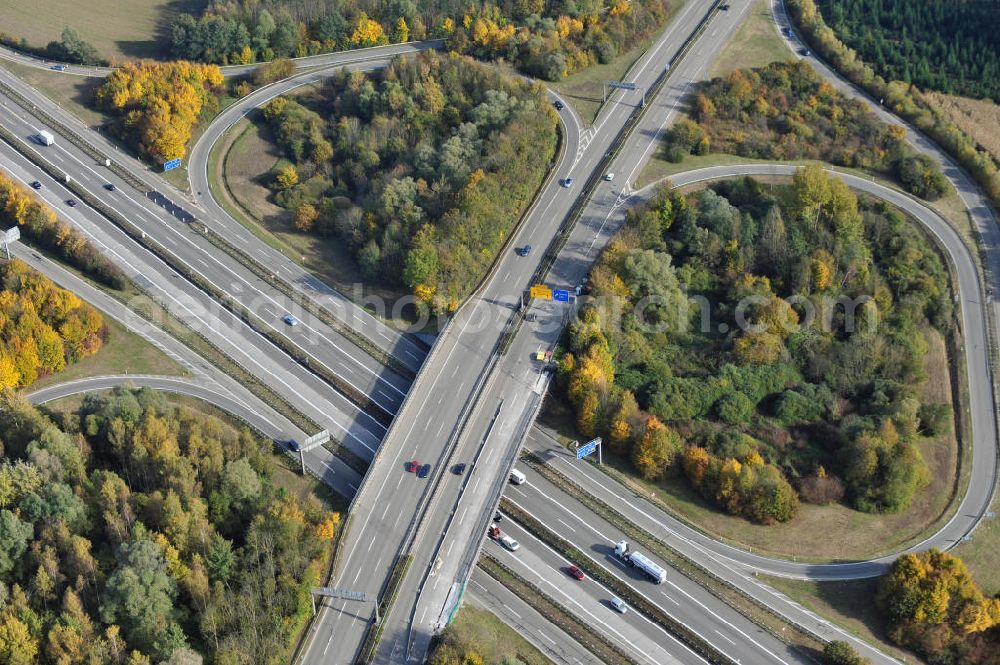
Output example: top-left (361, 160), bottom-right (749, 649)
top-left (509, 469), bottom-right (526, 485)
top-left (610, 597), bottom-right (628, 614)
top-left (500, 535), bottom-right (520, 551)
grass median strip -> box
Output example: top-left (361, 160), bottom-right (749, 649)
top-left (521, 453), bottom-right (828, 656)
top-left (0, 124), bottom-right (394, 430)
top-left (479, 554), bottom-right (637, 665)
top-left (499, 498), bottom-right (735, 665)
top-left (193, 220), bottom-right (418, 381)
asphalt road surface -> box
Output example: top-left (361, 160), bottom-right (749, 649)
top-left (504, 473), bottom-right (805, 665)
top-left (305, 2), bottom-right (750, 663)
top-left (0, 138), bottom-right (388, 462)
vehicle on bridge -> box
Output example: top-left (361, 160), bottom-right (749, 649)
top-left (36, 130), bottom-right (55, 146)
top-left (614, 540), bottom-right (666, 583)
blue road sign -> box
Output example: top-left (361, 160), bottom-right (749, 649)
top-left (553, 289), bottom-right (570, 302)
top-left (163, 158), bottom-right (182, 172)
top-left (576, 438), bottom-right (600, 459)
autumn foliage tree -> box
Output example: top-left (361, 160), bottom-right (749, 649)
top-left (878, 550), bottom-right (1000, 664)
top-left (558, 170), bottom-right (951, 524)
top-left (668, 61), bottom-right (949, 201)
top-left (96, 61), bottom-right (224, 162)
top-left (0, 388), bottom-right (340, 663)
top-left (0, 259), bottom-right (104, 389)
top-left (260, 51), bottom-right (557, 311)
top-left (0, 173), bottom-right (125, 288)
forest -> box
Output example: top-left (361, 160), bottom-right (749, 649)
top-left (557, 167), bottom-right (954, 524)
top-left (0, 260), bottom-right (105, 390)
top-left (260, 51), bottom-right (557, 310)
top-left (818, 0), bottom-right (1000, 101)
top-left (0, 387), bottom-right (338, 664)
top-left (878, 549), bottom-right (1000, 664)
top-left (0, 173), bottom-right (126, 289)
top-left (170, 0), bottom-right (671, 80)
top-left (665, 61), bottom-right (950, 201)
top-left (95, 62), bottom-right (225, 163)
top-left (786, 0), bottom-right (1000, 210)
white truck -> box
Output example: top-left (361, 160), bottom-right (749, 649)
top-left (614, 540), bottom-right (666, 584)
top-left (37, 130), bottom-right (55, 146)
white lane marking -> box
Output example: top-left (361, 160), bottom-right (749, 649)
top-left (25, 116), bottom-right (408, 408)
top-left (0, 157), bottom-right (382, 451)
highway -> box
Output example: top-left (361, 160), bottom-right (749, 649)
top-left (483, 523), bottom-right (706, 665)
top-left (0, 82), bottom-right (415, 414)
top-left (186, 49), bottom-right (437, 376)
top-left (503, 472), bottom-right (803, 665)
top-left (465, 567), bottom-right (605, 665)
top-left (0, 40), bottom-right (443, 80)
top-left (301, 2), bottom-right (755, 663)
top-left (356, 1), bottom-right (998, 663)
top-left (0, 136), bottom-right (390, 463)
top-left (2, 0), bottom-right (998, 662)
top-left (0, 48), bottom-right (431, 378)
top-left (10, 244), bottom-right (363, 497)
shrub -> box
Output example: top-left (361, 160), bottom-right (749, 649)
top-left (823, 640), bottom-right (869, 665)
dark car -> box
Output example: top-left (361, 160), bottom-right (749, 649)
top-left (104, 183), bottom-right (116, 191)
top-left (493, 511), bottom-right (503, 522)
top-left (66, 199), bottom-right (77, 207)
top-left (405, 460), bottom-right (420, 473)
top-left (782, 27), bottom-right (792, 36)
top-left (553, 100), bottom-right (564, 110)
top-left (30, 181), bottom-right (41, 190)
top-left (799, 48), bottom-right (810, 56)
top-left (288, 439), bottom-right (301, 452)
top-left (453, 463), bottom-right (467, 475)
top-left (719, 3), bottom-right (730, 9)
top-left (417, 463), bottom-right (431, 478)
top-left (518, 245), bottom-right (532, 257)
top-left (568, 565), bottom-right (585, 581)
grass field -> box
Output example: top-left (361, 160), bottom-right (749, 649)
top-left (954, 491), bottom-right (1000, 596)
top-left (2, 0), bottom-right (204, 62)
top-left (429, 604), bottom-right (553, 665)
top-left (28, 315), bottom-right (186, 392)
top-left (709, 0), bottom-right (791, 77)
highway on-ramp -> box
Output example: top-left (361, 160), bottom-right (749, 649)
top-left (300, 3), bottom-right (755, 664)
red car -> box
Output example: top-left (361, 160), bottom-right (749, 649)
top-left (405, 460), bottom-right (419, 473)
top-left (568, 565), bottom-right (585, 581)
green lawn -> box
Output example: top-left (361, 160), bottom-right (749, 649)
top-left (28, 315), bottom-right (186, 392)
top-left (709, 0), bottom-right (792, 78)
top-left (2, 0), bottom-right (204, 61)
top-left (430, 604), bottom-right (554, 665)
